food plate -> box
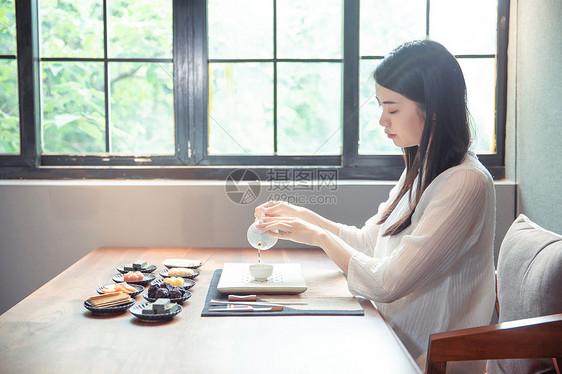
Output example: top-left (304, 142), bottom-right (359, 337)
top-left (159, 269), bottom-right (200, 279)
top-left (142, 290), bottom-right (192, 304)
top-left (84, 299), bottom-right (135, 315)
top-left (97, 284), bottom-right (144, 298)
top-left (112, 273), bottom-right (155, 286)
top-left (150, 278), bottom-right (196, 290)
top-left (163, 259), bottom-right (203, 269)
top-left (116, 264), bottom-right (157, 274)
top-left (130, 302), bottom-right (183, 321)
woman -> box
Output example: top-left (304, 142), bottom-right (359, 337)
top-left (256, 40), bottom-right (496, 373)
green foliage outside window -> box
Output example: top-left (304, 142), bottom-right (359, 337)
top-left (41, 62), bottom-right (106, 153)
top-left (207, 0), bottom-right (343, 156)
top-left (0, 0), bottom-right (19, 154)
top-left (0, 60), bottom-right (19, 154)
top-left (39, 0), bottom-right (173, 155)
top-left (0, 0), bottom-right (501, 165)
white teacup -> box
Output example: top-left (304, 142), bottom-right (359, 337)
top-left (249, 263), bottom-right (273, 281)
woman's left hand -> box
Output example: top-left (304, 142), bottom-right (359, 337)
top-left (256, 217), bottom-right (324, 247)
top-left (259, 216), bottom-right (354, 274)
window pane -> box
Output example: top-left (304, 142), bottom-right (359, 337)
top-left (0, 0), bottom-right (17, 55)
top-left (277, 62), bottom-right (341, 155)
top-left (108, 0), bottom-right (172, 59)
top-left (360, 0), bottom-right (426, 56)
top-left (359, 59), bottom-right (399, 155)
top-left (109, 62), bottom-right (174, 154)
top-left (430, 0), bottom-right (497, 55)
top-left (277, 0), bottom-right (342, 59)
top-left (459, 58), bottom-right (496, 154)
top-left (0, 60), bottom-right (20, 154)
top-left (41, 62), bottom-right (105, 153)
top-left (208, 63), bottom-right (273, 155)
top-left (39, 0), bottom-right (103, 58)
top-left (208, 0), bottom-right (273, 59)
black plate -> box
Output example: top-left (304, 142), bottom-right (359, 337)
top-left (96, 283), bottom-right (144, 298)
top-left (150, 278), bottom-right (196, 290)
top-left (159, 269), bottom-right (200, 279)
top-left (163, 260), bottom-right (203, 269)
top-left (142, 290), bottom-right (192, 304)
top-left (112, 273), bottom-right (155, 286)
top-left (84, 299), bottom-right (135, 315)
top-left (116, 264), bottom-right (157, 274)
top-left (130, 302), bottom-right (182, 321)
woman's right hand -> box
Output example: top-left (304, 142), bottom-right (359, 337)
top-left (254, 201), bottom-right (306, 221)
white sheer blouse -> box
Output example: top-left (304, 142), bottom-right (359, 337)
top-left (339, 152), bottom-right (496, 371)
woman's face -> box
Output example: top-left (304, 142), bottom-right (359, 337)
top-left (375, 84), bottom-right (426, 148)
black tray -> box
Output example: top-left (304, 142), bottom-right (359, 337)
top-left (142, 290), bottom-right (192, 304)
top-left (130, 302), bottom-right (182, 321)
top-left (117, 264), bottom-right (157, 274)
top-left (96, 283), bottom-right (144, 298)
top-left (159, 269), bottom-right (200, 279)
top-left (84, 299), bottom-right (135, 315)
top-left (112, 273), bottom-right (155, 286)
top-left (150, 278), bottom-right (196, 290)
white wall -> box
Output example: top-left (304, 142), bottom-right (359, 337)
top-left (0, 180), bottom-right (515, 315)
top-left (506, 0), bottom-right (562, 233)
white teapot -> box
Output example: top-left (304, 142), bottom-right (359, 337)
top-left (247, 213), bottom-right (278, 250)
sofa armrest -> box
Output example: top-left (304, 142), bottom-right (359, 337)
top-left (426, 313), bottom-right (562, 374)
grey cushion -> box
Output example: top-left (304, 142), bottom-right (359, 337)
top-left (488, 214), bottom-right (562, 374)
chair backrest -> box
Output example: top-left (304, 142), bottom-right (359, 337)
top-left (489, 214), bottom-right (562, 374)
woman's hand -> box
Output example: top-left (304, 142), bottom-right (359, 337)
top-left (255, 200), bottom-right (342, 237)
top-left (256, 217), bottom-right (325, 247)
top-left (257, 216), bottom-right (354, 273)
top-left (254, 201), bottom-right (306, 220)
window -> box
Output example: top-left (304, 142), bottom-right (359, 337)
top-left (40, 0), bottom-right (174, 155)
top-left (359, 0), bottom-right (499, 156)
top-left (0, 0), bottom-right (508, 179)
top-left (208, 0), bottom-right (342, 156)
top-left (0, 0), bottom-right (19, 154)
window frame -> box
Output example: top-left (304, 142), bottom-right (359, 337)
top-left (0, 0), bottom-right (509, 180)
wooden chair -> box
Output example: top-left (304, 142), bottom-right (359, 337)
top-left (426, 215), bottom-right (562, 374)
top-left (426, 313), bottom-right (562, 374)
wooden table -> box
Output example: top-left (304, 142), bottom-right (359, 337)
top-left (0, 247), bottom-right (421, 374)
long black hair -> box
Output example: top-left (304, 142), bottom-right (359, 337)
top-left (374, 40), bottom-right (471, 236)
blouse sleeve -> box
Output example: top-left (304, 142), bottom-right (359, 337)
top-left (347, 168), bottom-right (493, 303)
top-left (338, 170), bottom-right (406, 256)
